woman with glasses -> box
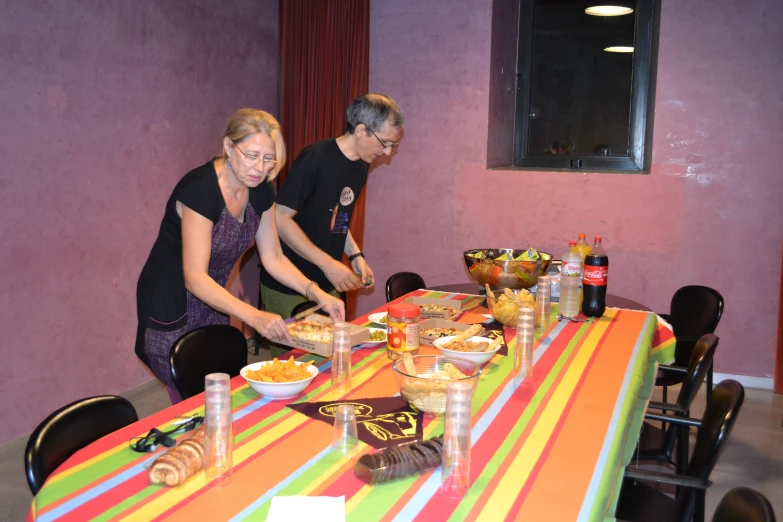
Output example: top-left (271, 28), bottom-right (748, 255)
top-left (135, 109), bottom-right (345, 403)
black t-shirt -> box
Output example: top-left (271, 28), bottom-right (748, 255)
top-left (136, 160), bottom-right (275, 332)
top-left (261, 139), bottom-right (369, 294)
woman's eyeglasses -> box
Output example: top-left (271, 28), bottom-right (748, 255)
top-left (231, 140), bottom-right (277, 167)
top-left (129, 415), bottom-right (204, 453)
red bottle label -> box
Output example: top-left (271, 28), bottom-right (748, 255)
top-left (582, 266), bottom-right (608, 286)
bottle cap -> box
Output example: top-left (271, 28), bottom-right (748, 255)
top-left (578, 233), bottom-right (586, 239)
top-left (594, 236), bottom-right (602, 242)
top-left (569, 241), bottom-right (576, 246)
top-left (388, 303), bottom-right (420, 319)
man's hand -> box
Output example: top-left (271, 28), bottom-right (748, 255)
top-left (351, 256), bottom-right (375, 288)
top-left (322, 258), bottom-right (362, 292)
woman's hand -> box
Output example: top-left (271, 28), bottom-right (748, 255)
top-left (251, 311), bottom-right (293, 343)
top-left (351, 256), bottom-right (374, 288)
top-left (322, 258), bottom-right (362, 292)
top-left (313, 288), bottom-right (346, 323)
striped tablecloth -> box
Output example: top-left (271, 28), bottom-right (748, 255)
top-left (29, 290), bottom-right (674, 522)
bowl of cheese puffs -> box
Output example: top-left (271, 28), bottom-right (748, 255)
top-left (241, 357), bottom-right (318, 399)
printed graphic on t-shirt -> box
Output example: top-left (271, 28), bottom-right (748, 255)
top-left (330, 186), bottom-right (354, 235)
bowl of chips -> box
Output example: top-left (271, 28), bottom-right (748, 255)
top-left (486, 288), bottom-right (537, 327)
top-left (392, 355), bottom-right (481, 414)
top-left (464, 248), bottom-right (553, 290)
top-left (241, 357), bottom-right (318, 399)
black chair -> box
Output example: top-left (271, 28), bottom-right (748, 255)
top-left (712, 487), bottom-right (776, 522)
top-left (657, 286), bottom-right (724, 404)
top-left (636, 334), bottom-right (718, 474)
top-left (169, 325), bottom-right (248, 400)
top-left (616, 380), bottom-right (745, 522)
top-left (385, 272), bottom-right (426, 302)
top-left (25, 395), bottom-right (138, 495)
top-left (290, 300), bottom-right (330, 318)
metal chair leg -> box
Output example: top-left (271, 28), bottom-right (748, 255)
top-left (661, 385), bottom-right (668, 431)
top-left (695, 490), bottom-right (705, 522)
top-left (676, 419), bottom-right (688, 476)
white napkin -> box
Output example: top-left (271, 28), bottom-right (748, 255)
top-left (266, 495), bottom-right (345, 522)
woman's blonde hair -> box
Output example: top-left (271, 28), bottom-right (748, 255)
top-left (221, 108), bottom-right (286, 181)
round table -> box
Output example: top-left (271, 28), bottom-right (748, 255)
top-left (426, 283), bottom-right (652, 312)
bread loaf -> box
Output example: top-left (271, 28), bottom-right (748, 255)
top-left (148, 426), bottom-right (205, 486)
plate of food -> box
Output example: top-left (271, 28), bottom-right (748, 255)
top-left (241, 357), bottom-right (318, 399)
top-left (367, 327), bottom-right (387, 343)
top-left (367, 312), bottom-right (388, 326)
top-left (431, 324), bottom-right (503, 365)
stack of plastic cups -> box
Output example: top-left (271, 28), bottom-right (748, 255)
top-left (331, 323), bottom-right (352, 394)
top-left (535, 275), bottom-right (551, 338)
top-left (440, 381), bottom-right (473, 498)
top-left (204, 373), bottom-right (233, 485)
top-left (514, 308), bottom-right (535, 385)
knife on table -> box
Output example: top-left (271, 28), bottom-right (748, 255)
top-left (284, 303), bottom-right (327, 324)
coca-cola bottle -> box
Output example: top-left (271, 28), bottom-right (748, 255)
top-left (582, 236), bottom-right (608, 317)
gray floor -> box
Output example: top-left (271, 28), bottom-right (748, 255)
top-left (3, 349), bottom-right (781, 521)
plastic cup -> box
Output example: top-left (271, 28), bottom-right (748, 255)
top-left (331, 323), bottom-right (353, 393)
top-left (204, 373), bottom-right (233, 484)
top-left (331, 404), bottom-right (358, 454)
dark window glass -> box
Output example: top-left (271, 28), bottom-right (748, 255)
top-left (528, 0), bottom-right (636, 158)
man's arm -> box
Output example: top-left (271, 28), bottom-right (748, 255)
top-left (344, 230), bottom-right (374, 288)
top-left (275, 204), bottom-right (362, 292)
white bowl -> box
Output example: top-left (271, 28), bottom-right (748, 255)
top-left (240, 361), bottom-right (318, 400)
top-left (367, 327), bottom-right (387, 343)
top-left (367, 312), bottom-right (388, 327)
top-left (433, 335), bottom-right (501, 365)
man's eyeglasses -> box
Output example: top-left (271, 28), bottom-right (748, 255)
top-left (363, 125), bottom-right (399, 151)
top-left (129, 415), bottom-right (204, 453)
top-left (232, 140), bottom-right (277, 167)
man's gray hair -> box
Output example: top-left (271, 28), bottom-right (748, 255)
top-left (346, 93), bottom-right (404, 134)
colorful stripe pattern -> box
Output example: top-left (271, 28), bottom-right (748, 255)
top-left (29, 291), bottom-right (674, 522)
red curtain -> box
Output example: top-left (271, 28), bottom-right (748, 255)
top-left (775, 240), bottom-right (783, 393)
top-left (278, 0), bottom-right (370, 319)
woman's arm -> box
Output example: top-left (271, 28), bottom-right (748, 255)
top-left (258, 203), bottom-right (346, 322)
top-left (180, 205), bottom-right (293, 341)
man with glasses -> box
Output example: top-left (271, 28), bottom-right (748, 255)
top-left (260, 94), bottom-right (404, 346)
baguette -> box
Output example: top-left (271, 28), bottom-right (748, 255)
top-left (450, 324), bottom-right (482, 344)
top-left (148, 426), bottom-right (205, 486)
top-left (483, 335), bottom-right (503, 352)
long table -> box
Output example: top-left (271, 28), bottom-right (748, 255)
top-left (28, 290), bottom-right (674, 522)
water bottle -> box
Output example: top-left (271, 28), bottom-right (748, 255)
top-left (560, 241), bottom-right (582, 318)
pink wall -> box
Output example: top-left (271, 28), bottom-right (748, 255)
top-left (0, 0), bottom-right (278, 445)
top-left (361, 0), bottom-right (783, 378)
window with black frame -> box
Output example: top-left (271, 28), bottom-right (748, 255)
top-left (486, 0), bottom-right (659, 172)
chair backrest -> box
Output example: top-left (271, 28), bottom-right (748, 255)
top-left (668, 285), bottom-right (724, 366)
top-left (660, 334), bottom-right (720, 454)
top-left (674, 333), bottom-right (719, 409)
top-left (25, 395), bottom-right (138, 495)
top-left (675, 380), bottom-right (745, 519)
top-left (290, 300), bottom-right (329, 318)
top-left (713, 487), bottom-right (776, 522)
top-left (385, 272), bottom-right (426, 302)
top-left (169, 325), bottom-right (248, 400)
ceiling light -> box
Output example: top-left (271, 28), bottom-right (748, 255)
top-left (604, 46), bottom-right (634, 53)
top-left (585, 5), bottom-right (634, 16)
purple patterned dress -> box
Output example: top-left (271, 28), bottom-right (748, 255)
top-left (143, 205), bottom-right (260, 388)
